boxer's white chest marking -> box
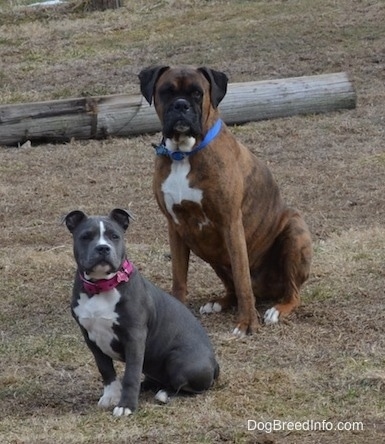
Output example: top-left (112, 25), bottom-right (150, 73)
top-left (74, 289), bottom-right (121, 360)
top-left (162, 158), bottom-right (203, 224)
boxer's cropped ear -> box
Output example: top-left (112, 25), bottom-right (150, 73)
top-left (198, 67), bottom-right (228, 108)
top-left (63, 210), bottom-right (87, 233)
top-left (110, 209), bottom-right (135, 232)
top-left (138, 65), bottom-right (170, 105)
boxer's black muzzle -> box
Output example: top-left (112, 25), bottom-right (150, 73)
top-left (162, 97), bottom-right (202, 140)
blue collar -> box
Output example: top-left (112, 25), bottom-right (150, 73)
top-left (154, 119), bottom-right (223, 161)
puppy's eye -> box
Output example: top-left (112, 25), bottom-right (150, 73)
top-left (80, 232), bottom-right (92, 241)
top-left (111, 233), bottom-right (120, 240)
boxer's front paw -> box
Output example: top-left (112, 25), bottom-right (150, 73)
top-left (199, 301), bottom-right (222, 315)
top-left (264, 307), bottom-right (280, 325)
top-left (113, 406), bottom-right (133, 417)
top-left (232, 326), bottom-right (247, 339)
top-left (98, 380), bottom-right (122, 408)
top-left (232, 314), bottom-right (260, 337)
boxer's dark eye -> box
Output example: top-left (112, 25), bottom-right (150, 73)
top-left (159, 84), bottom-right (175, 97)
top-left (111, 233), bottom-right (120, 240)
top-left (191, 90), bottom-right (202, 100)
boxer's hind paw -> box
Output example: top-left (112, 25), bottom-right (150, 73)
top-left (264, 307), bottom-right (280, 325)
top-left (98, 380), bottom-right (122, 408)
top-left (199, 301), bottom-right (222, 315)
top-left (113, 406), bottom-right (132, 417)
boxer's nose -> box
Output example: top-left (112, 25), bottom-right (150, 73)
top-left (173, 98), bottom-right (190, 112)
top-left (96, 244), bottom-right (111, 256)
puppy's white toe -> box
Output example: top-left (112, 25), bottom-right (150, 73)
top-left (199, 302), bottom-right (222, 315)
top-left (98, 380), bottom-right (122, 408)
top-left (113, 406), bottom-right (132, 417)
top-left (155, 389), bottom-right (169, 404)
top-left (264, 307), bottom-right (280, 325)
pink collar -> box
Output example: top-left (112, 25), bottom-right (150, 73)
top-left (80, 259), bottom-right (134, 296)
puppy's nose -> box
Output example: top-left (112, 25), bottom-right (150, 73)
top-left (96, 244), bottom-right (110, 256)
top-left (173, 98), bottom-right (190, 112)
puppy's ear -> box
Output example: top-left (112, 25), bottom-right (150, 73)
top-left (198, 67), bottom-right (228, 108)
top-left (138, 65), bottom-right (170, 105)
top-left (63, 210), bottom-right (87, 233)
top-left (110, 209), bottom-right (134, 232)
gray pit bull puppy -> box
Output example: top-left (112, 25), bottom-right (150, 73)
top-left (64, 208), bottom-right (219, 416)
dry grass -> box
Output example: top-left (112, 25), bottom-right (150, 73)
top-left (1, 0), bottom-right (385, 443)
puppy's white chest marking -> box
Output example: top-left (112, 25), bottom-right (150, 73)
top-left (161, 158), bottom-right (204, 224)
top-left (74, 290), bottom-right (121, 360)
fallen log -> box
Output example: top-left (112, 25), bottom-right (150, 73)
top-left (0, 72), bottom-right (356, 147)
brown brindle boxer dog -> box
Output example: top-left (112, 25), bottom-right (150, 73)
top-left (138, 65), bottom-right (312, 337)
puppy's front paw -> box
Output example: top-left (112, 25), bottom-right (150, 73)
top-left (113, 406), bottom-right (133, 417)
top-left (98, 380), bottom-right (122, 408)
